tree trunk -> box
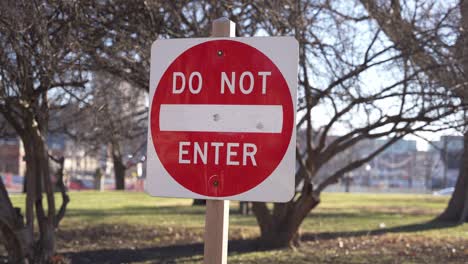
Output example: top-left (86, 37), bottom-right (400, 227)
top-left (437, 131), bottom-right (468, 223)
top-left (0, 108), bottom-right (69, 263)
top-left (24, 128), bottom-right (58, 263)
top-left (0, 175), bottom-right (28, 263)
top-left (239, 202), bottom-right (250, 215)
top-left (111, 141), bottom-right (126, 190)
top-left (94, 168), bottom-right (102, 191)
top-left (0, 221), bottom-right (25, 263)
top-left (50, 156), bottom-right (69, 228)
top-left (252, 193), bottom-right (320, 248)
top-left (192, 199), bottom-right (206, 206)
top-left (0, 125), bottom-right (60, 263)
top-left (22, 176), bottom-right (27, 194)
top-left (113, 156), bottom-right (126, 190)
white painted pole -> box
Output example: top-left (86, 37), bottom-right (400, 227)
top-left (203, 17), bottom-right (235, 264)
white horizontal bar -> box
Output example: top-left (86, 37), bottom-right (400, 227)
top-left (159, 104), bottom-right (283, 133)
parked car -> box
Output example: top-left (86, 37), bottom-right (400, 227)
top-left (432, 187), bottom-right (455, 196)
top-left (69, 179), bottom-right (95, 190)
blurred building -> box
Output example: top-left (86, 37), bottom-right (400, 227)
top-left (47, 133), bottom-right (66, 159)
top-left (63, 140), bottom-right (101, 179)
top-left (297, 130), bottom-right (464, 192)
top-left (0, 137), bottom-right (26, 192)
top-left (1, 77), bottom-right (148, 192)
top-left (333, 138), bottom-right (422, 189)
top-left (428, 135), bottom-right (463, 188)
top-left (0, 136), bottom-right (25, 176)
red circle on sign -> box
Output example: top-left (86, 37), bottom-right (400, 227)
top-left (151, 40), bottom-right (293, 197)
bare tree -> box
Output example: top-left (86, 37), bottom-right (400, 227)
top-left (0, 1), bottom-right (85, 262)
top-left (245, 0), bottom-right (464, 247)
top-left (78, 0), bottom-right (261, 91)
top-left (360, 0), bottom-right (468, 223)
top-left (78, 0), bottom-right (465, 248)
top-left (64, 72), bottom-right (147, 190)
top-left (78, 0), bottom-right (266, 197)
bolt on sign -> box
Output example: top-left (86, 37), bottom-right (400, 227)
top-left (146, 37), bottom-right (298, 202)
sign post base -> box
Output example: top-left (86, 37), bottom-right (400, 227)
top-left (204, 200), bottom-right (229, 264)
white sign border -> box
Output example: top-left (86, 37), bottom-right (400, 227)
top-left (145, 37), bottom-right (298, 202)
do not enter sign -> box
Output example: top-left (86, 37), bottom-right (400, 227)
top-left (146, 37), bottom-right (298, 202)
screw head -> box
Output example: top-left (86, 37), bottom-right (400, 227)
top-left (213, 180), bottom-right (219, 187)
top-left (217, 50), bottom-right (223, 56)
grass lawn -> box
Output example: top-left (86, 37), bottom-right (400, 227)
top-left (8, 191), bottom-right (468, 263)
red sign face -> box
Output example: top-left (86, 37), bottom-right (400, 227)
top-left (151, 40), bottom-right (294, 197)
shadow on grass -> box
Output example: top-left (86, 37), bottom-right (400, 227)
top-left (66, 206), bottom-right (253, 219)
top-left (66, 207), bottom-right (388, 224)
top-left (64, 220), bottom-right (460, 263)
top-left (302, 220), bottom-right (459, 241)
top-left (65, 239), bottom-right (261, 264)
top-left (65, 206), bottom-right (205, 218)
